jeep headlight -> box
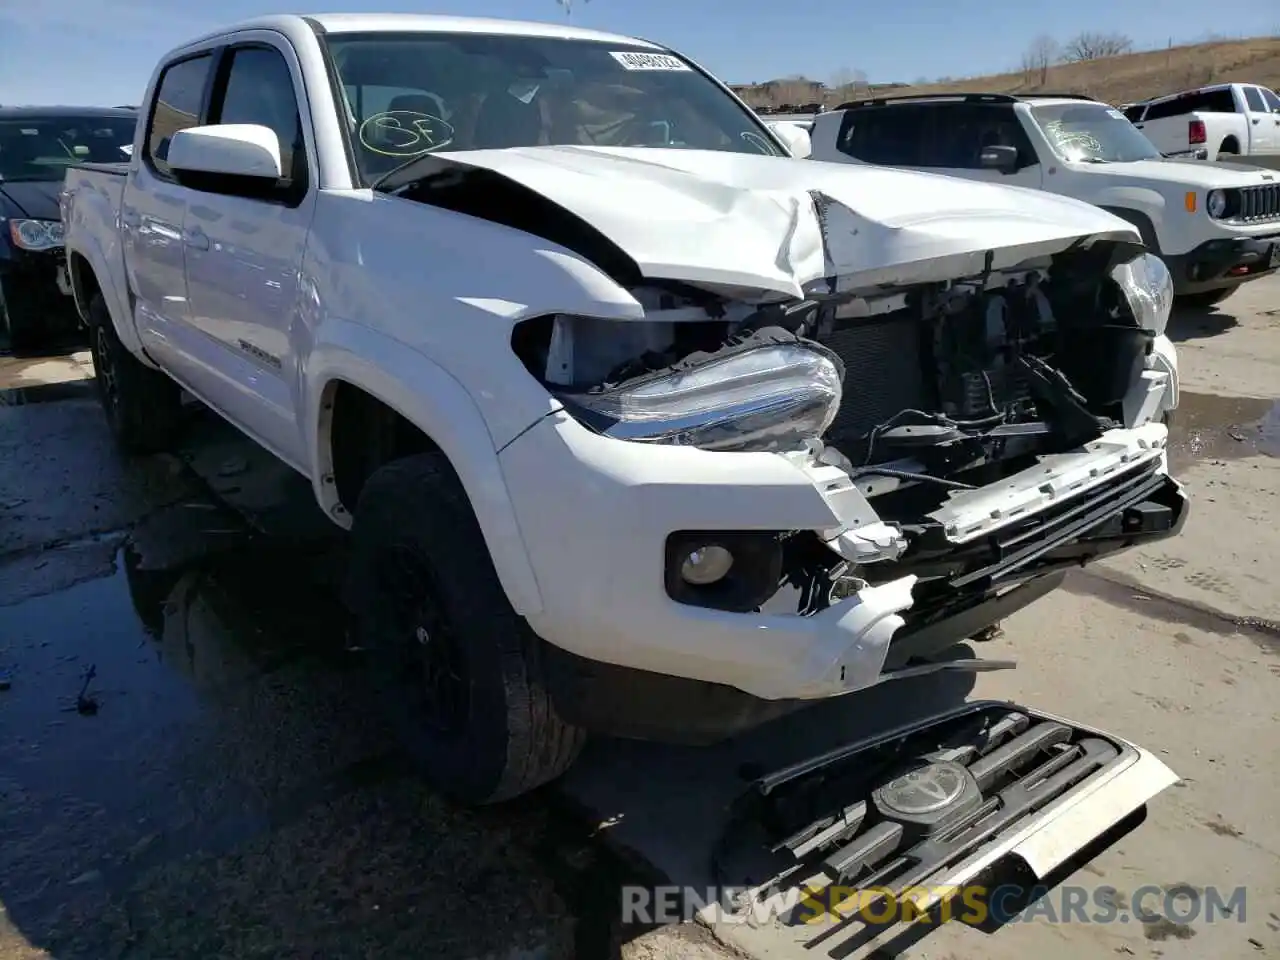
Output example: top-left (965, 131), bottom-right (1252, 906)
top-left (1206, 189), bottom-right (1227, 219)
top-left (559, 337), bottom-right (844, 453)
top-left (1110, 251), bottom-right (1173, 337)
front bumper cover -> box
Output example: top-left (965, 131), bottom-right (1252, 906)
top-left (1166, 232), bottom-right (1280, 294)
top-left (501, 410), bottom-right (1183, 710)
top-left (0, 248), bottom-right (79, 345)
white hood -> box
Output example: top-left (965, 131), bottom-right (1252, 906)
top-left (429, 145), bottom-right (1140, 298)
top-left (1079, 157), bottom-right (1280, 189)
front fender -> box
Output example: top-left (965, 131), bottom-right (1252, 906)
top-left (305, 319), bottom-right (549, 616)
top-left (1092, 188), bottom-right (1168, 252)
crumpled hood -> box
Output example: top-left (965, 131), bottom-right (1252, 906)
top-left (429, 145), bottom-right (1141, 297)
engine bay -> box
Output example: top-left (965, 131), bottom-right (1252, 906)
top-left (512, 239), bottom-right (1157, 513)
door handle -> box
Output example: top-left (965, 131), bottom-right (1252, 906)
top-left (1252, 118), bottom-right (1260, 124)
top-left (184, 227), bottom-right (210, 251)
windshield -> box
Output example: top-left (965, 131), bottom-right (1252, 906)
top-left (0, 115), bottom-right (136, 182)
top-left (324, 32), bottom-right (784, 184)
top-left (1029, 103), bottom-right (1162, 163)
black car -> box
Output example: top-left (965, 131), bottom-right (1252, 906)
top-left (1, 105), bottom-right (136, 350)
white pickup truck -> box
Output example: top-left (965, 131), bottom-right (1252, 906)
top-left (810, 92), bottom-right (1280, 308)
top-left (1122, 82), bottom-right (1280, 160)
top-left (63, 15), bottom-right (1187, 820)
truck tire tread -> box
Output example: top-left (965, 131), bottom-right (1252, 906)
top-left (87, 293), bottom-right (182, 453)
top-left (344, 451), bottom-right (585, 804)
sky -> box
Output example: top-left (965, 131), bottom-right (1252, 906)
top-left (1, 0), bottom-right (1277, 107)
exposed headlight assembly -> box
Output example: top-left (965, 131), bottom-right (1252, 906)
top-left (1205, 189), bottom-right (1227, 219)
top-left (8, 218), bottom-right (65, 251)
top-left (558, 330), bottom-right (844, 453)
top-left (1110, 251), bottom-right (1173, 338)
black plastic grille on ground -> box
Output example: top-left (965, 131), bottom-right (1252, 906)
top-left (713, 703), bottom-right (1132, 948)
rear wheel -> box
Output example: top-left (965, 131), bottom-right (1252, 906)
top-left (344, 451), bottom-right (585, 805)
top-left (86, 293), bottom-right (183, 453)
top-left (1175, 286), bottom-right (1235, 309)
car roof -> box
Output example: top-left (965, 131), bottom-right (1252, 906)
top-left (186, 12), bottom-right (661, 50)
top-left (831, 92), bottom-right (1102, 112)
top-left (0, 105), bottom-right (137, 119)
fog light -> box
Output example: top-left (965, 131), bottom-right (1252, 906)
top-left (680, 545), bottom-right (734, 585)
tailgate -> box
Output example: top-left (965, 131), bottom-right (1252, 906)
top-left (702, 700), bottom-right (1177, 956)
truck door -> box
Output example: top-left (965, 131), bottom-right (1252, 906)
top-left (1241, 85), bottom-right (1280, 153)
top-left (179, 37), bottom-right (318, 468)
top-left (124, 53), bottom-right (214, 357)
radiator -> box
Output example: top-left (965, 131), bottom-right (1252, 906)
top-left (819, 316), bottom-right (933, 440)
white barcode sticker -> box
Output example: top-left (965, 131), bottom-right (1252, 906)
top-left (610, 51), bottom-right (691, 71)
top-left (1107, 108), bottom-right (1125, 119)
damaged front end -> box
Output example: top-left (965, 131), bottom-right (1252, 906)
top-left (511, 234), bottom-right (1187, 672)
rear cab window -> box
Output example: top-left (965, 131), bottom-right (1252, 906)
top-left (146, 55), bottom-right (214, 178)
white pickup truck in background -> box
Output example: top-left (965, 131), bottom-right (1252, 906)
top-left (1122, 82), bottom-right (1280, 160)
top-left (61, 13), bottom-right (1187, 839)
top-left (809, 92), bottom-right (1280, 308)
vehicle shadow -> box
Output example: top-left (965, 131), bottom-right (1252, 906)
top-left (1165, 302), bottom-right (1239, 342)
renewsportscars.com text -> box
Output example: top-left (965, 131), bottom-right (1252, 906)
top-left (621, 883), bottom-right (1247, 927)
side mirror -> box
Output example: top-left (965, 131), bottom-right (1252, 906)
top-left (768, 120), bottom-right (812, 159)
top-left (167, 124), bottom-right (283, 180)
top-left (979, 144), bottom-right (1019, 173)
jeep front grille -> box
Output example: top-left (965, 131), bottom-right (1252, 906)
top-left (1231, 184), bottom-right (1280, 223)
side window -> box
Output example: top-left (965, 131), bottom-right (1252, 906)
top-left (837, 106), bottom-right (928, 166)
top-left (1122, 104), bottom-right (1146, 123)
top-left (146, 54), bottom-right (213, 177)
top-left (1263, 88), bottom-right (1280, 113)
top-left (928, 104), bottom-right (1036, 170)
top-left (1242, 86), bottom-right (1267, 112)
top-left (212, 45), bottom-right (307, 188)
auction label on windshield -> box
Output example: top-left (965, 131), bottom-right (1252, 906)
top-left (610, 51), bottom-right (691, 71)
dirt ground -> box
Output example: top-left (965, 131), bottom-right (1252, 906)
top-left (1, 274), bottom-right (1277, 960)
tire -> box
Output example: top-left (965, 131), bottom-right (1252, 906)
top-left (344, 451), bottom-right (585, 805)
top-left (86, 292), bottom-right (182, 453)
top-left (0, 277), bottom-right (40, 351)
top-left (1175, 286), bottom-right (1235, 309)
top-left (1217, 141), bottom-right (1238, 159)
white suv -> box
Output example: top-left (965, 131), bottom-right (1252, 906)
top-left (809, 93), bottom-right (1280, 308)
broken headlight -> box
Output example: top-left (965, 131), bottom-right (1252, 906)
top-left (1110, 252), bottom-right (1173, 337)
top-left (561, 339), bottom-right (844, 453)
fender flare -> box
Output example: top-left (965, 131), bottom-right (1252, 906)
top-left (305, 319), bottom-right (545, 616)
top-left (1094, 192), bottom-right (1165, 254)
top-left (66, 240), bottom-right (150, 360)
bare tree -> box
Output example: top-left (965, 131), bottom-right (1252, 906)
top-left (1062, 31), bottom-right (1133, 62)
top-left (1021, 34), bottom-right (1059, 86)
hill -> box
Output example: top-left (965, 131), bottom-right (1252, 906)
top-left (738, 37), bottom-right (1280, 110)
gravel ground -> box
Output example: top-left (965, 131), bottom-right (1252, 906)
top-left (1, 274), bottom-right (1277, 960)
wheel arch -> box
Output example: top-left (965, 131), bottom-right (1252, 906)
top-left (306, 322), bottom-right (545, 616)
top-left (1095, 200), bottom-right (1163, 254)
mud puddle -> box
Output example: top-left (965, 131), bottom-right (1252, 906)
top-left (1166, 391), bottom-right (1280, 472)
top-left (0, 532), bottom-right (651, 959)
